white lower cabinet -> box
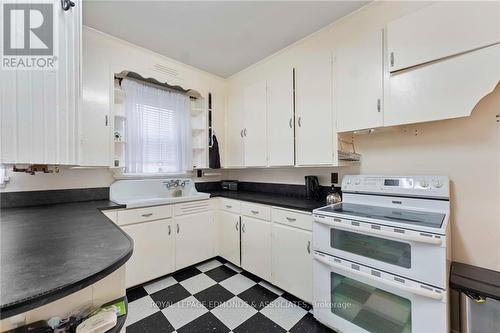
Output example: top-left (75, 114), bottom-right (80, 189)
top-left (218, 210), bottom-right (241, 266)
top-left (122, 219), bottom-right (174, 288)
top-left (271, 223), bottom-right (313, 303)
top-left (175, 211), bottom-right (215, 271)
top-left (241, 216), bottom-right (272, 281)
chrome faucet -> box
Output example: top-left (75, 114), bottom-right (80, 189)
top-left (163, 179), bottom-right (188, 189)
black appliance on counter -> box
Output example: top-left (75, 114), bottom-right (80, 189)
top-left (305, 175), bottom-right (320, 200)
top-left (221, 180), bottom-right (238, 191)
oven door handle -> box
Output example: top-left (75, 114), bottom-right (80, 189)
top-left (313, 254), bottom-right (443, 300)
top-left (315, 218), bottom-right (442, 245)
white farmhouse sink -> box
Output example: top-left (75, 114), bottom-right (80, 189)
top-left (110, 178), bottom-right (210, 208)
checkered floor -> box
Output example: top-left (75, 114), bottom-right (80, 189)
top-left (125, 257), bottom-right (334, 333)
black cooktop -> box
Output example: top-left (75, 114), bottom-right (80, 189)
top-left (316, 202), bottom-right (445, 229)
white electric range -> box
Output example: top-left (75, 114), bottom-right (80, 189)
top-left (312, 175), bottom-right (451, 333)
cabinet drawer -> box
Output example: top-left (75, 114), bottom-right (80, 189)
top-left (117, 205), bottom-right (172, 226)
top-left (241, 202), bottom-right (271, 221)
top-left (272, 208), bottom-right (312, 231)
top-left (220, 198), bottom-right (240, 214)
top-left (174, 199), bottom-right (211, 216)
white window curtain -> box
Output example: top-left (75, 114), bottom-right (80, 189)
top-left (121, 79), bottom-right (192, 173)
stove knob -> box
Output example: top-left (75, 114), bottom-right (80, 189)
top-left (346, 179), bottom-right (352, 185)
top-left (433, 179), bottom-right (443, 188)
top-left (419, 180), bottom-right (429, 188)
top-left (354, 179), bottom-right (361, 185)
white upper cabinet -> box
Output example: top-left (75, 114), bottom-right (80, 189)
top-left (224, 91), bottom-right (245, 167)
top-left (387, 1), bottom-right (500, 72)
top-left (294, 50), bottom-right (334, 166)
top-left (334, 30), bottom-right (384, 132)
top-left (80, 29), bottom-right (111, 166)
top-left (267, 67), bottom-right (294, 166)
top-left (243, 81), bottom-right (268, 167)
top-left (385, 43), bottom-right (500, 126)
top-left (0, 1), bottom-right (81, 165)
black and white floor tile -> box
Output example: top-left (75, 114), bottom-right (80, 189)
top-left (125, 257), bottom-right (334, 333)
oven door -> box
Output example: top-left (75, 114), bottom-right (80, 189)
top-left (313, 252), bottom-right (448, 333)
top-left (313, 215), bottom-right (446, 288)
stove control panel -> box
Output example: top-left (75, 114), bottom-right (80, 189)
top-left (342, 175), bottom-right (449, 198)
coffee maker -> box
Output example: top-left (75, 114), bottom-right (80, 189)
top-left (305, 175), bottom-right (320, 200)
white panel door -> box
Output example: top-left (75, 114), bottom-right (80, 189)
top-left (122, 219), bottom-right (174, 288)
top-left (241, 216), bottom-right (271, 281)
top-left (294, 51), bottom-right (334, 166)
top-left (175, 211), bottom-right (215, 270)
top-left (387, 1), bottom-right (500, 72)
top-left (272, 223), bottom-right (312, 302)
top-left (267, 67), bottom-right (294, 166)
top-left (385, 44), bottom-right (500, 126)
top-left (335, 31), bottom-right (383, 132)
top-left (225, 92), bottom-right (244, 167)
top-left (0, 1), bottom-right (81, 165)
top-left (243, 81), bottom-right (267, 167)
top-left (218, 210), bottom-right (241, 266)
top-left (80, 29), bottom-right (111, 166)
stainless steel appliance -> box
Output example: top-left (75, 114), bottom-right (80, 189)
top-left (313, 175), bottom-right (451, 333)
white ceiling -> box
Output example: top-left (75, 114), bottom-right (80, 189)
top-left (83, 1), bottom-right (368, 78)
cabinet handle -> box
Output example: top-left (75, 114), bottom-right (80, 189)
top-left (105, 115), bottom-right (108, 126)
top-left (244, 128), bottom-right (247, 137)
top-left (298, 117), bottom-right (302, 127)
top-left (61, 0), bottom-right (75, 11)
top-left (235, 222), bottom-right (239, 231)
top-left (176, 224), bottom-right (180, 233)
top-left (307, 240), bottom-right (311, 254)
top-left (242, 223), bottom-right (246, 233)
top-left (289, 118), bottom-right (293, 129)
top-left (390, 52), bottom-right (395, 67)
top-left (251, 210), bottom-right (259, 214)
top-left (377, 99), bottom-right (381, 113)
top-left (141, 213), bottom-right (153, 217)
top-left (240, 130), bottom-right (244, 138)
top-left (226, 205), bottom-right (232, 209)
top-left (286, 217), bottom-right (296, 222)
top-left (168, 225), bottom-right (171, 235)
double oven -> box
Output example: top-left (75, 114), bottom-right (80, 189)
top-left (312, 176), bottom-right (450, 333)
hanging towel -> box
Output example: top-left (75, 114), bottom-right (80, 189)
top-left (209, 134), bottom-right (221, 169)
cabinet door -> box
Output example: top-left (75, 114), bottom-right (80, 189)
top-left (243, 81), bottom-right (268, 167)
top-left (80, 28), bottom-right (111, 166)
top-left (272, 223), bottom-right (312, 302)
top-left (385, 44), bottom-right (500, 126)
top-left (122, 219), bottom-right (174, 288)
top-left (241, 216), bottom-right (271, 281)
top-left (387, 1), bottom-right (500, 72)
top-left (175, 211), bottom-right (215, 270)
top-left (218, 211), bottom-right (241, 266)
top-left (335, 31), bottom-right (383, 132)
top-left (295, 51), bottom-right (333, 166)
top-left (225, 92), bottom-right (245, 167)
top-left (267, 67), bottom-right (294, 166)
top-left (0, 1), bottom-right (81, 164)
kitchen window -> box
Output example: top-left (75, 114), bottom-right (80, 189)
top-left (121, 79), bottom-right (192, 174)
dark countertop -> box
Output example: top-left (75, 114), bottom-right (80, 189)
top-left (450, 262), bottom-right (500, 301)
top-left (0, 200), bottom-right (132, 319)
top-left (206, 190), bottom-right (327, 212)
